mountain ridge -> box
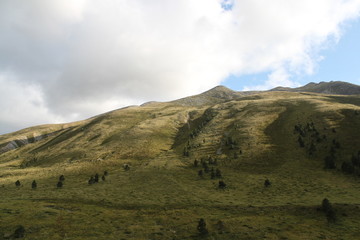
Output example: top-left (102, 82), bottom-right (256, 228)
top-left (270, 81), bottom-right (360, 95)
top-left (1, 81), bottom-right (359, 151)
top-left (0, 80), bottom-right (360, 239)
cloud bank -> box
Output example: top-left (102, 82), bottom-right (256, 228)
top-left (1, 0), bottom-right (360, 133)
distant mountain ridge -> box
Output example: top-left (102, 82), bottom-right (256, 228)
top-left (270, 81), bottom-right (360, 95)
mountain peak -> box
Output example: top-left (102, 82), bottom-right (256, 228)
top-left (270, 81), bottom-right (360, 95)
top-left (202, 85), bottom-right (238, 99)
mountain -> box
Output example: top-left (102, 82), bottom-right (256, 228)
top-left (170, 85), bottom-right (258, 106)
top-left (271, 81), bottom-right (360, 95)
top-left (0, 82), bottom-right (360, 239)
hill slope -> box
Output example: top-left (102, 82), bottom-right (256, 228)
top-left (0, 84), bottom-right (360, 239)
top-left (271, 81), bottom-right (360, 95)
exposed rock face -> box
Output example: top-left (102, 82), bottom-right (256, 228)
top-left (0, 129), bottom-right (66, 153)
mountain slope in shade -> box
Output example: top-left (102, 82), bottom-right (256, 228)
top-left (271, 81), bottom-right (360, 95)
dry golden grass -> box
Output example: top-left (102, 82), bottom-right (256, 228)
top-left (1, 91), bottom-right (360, 239)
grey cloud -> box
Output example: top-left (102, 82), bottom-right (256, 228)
top-left (1, 0), bottom-right (360, 134)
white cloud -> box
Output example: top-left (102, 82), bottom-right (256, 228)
top-left (0, 0), bottom-right (360, 133)
top-left (0, 73), bottom-right (65, 134)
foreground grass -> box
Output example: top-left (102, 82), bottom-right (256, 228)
top-left (1, 160), bottom-right (359, 240)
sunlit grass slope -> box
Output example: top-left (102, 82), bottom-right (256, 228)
top-left (0, 89), bottom-right (360, 239)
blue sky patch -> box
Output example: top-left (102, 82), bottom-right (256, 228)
top-left (221, 0), bottom-right (234, 11)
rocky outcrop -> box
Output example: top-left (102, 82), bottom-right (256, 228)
top-left (0, 129), bottom-right (66, 154)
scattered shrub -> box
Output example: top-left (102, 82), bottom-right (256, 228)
top-left (321, 198), bottom-right (332, 213)
top-left (211, 170), bottom-right (215, 179)
top-left (216, 220), bottom-right (225, 234)
top-left (88, 176), bottom-right (95, 185)
top-left (197, 218), bottom-right (208, 235)
top-left (198, 170), bottom-right (203, 178)
top-left (264, 179), bottom-right (271, 187)
top-left (203, 163), bottom-right (209, 173)
top-left (13, 225), bottom-right (25, 238)
top-left (31, 180), bottom-right (37, 189)
top-left (57, 181), bottom-right (63, 188)
top-left (298, 136), bottom-right (305, 148)
top-left (218, 180), bottom-right (226, 189)
top-left (215, 169), bottom-right (222, 178)
top-left (15, 180), bottom-right (21, 187)
top-left (308, 141), bottom-right (316, 155)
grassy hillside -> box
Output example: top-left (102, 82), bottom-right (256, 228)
top-left (0, 89), bottom-right (360, 239)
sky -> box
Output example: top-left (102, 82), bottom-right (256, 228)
top-left (0, 0), bottom-right (360, 134)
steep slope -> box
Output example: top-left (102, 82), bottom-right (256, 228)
top-left (0, 85), bottom-right (360, 239)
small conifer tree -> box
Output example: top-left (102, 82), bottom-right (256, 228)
top-left (88, 176), bottom-right (95, 185)
top-left (215, 169), bottom-right (222, 178)
top-left (14, 225), bottom-right (25, 238)
top-left (32, 180), bottom-right (37, 189)
top-left (59, 175), bottom-right (65, 182)
top-left (322, 198), bottom-right (331, 212)
top-left (15, 180), bottom-right (21, 187)
top-left (197, 218), bottom-right (208, 235)
top-left (264, 179), bottom-right (271, 187)
top-left (218, 180), bottom-right (226, 189)
top-left (57, 181), bottom-right (63, 188)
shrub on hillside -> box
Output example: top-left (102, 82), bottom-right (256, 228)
top-left (15, 180), bottom-right (21, 187)
top-left (264, 179), bottom-right (271, 187)
top-left (211, 170), bottom-right (216, 179)
top-left (298, 136), bottom-right (305, 148)
top-left (321, 198), bottom-right (332, 212)
top-left (88, 176), bottom-right (95, 185)
top-left (215, 169), bottom-right (222, 178)
top-left (32, 180), bottom-right (37, 189)
top-left (197, 218), bottom-right (208, 235)
top-left (203, 163), bottom-right (209, 173)
top-left (57, 181), bottom-right (63, 188)
top-left (13, 225), bottom-right (25, 238)
top-left (218, 180), bottom-right (226, 189)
